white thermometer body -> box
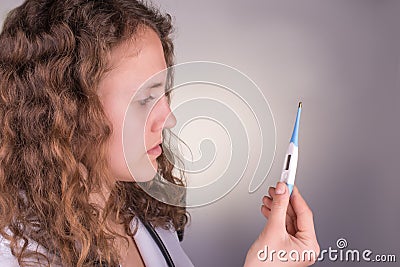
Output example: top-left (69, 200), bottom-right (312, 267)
top-left (280, 102), bottom-right (302, 195)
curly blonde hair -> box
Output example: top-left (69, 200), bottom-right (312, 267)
top-left (0, 0), bottom-right (188, 266)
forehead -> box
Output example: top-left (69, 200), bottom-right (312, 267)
top-left (98, 27), bottom-right (167, 96)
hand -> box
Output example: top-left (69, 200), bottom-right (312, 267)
top-left (244, 182), bottom-right (320, 267)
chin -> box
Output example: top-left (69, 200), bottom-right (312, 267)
top-left (121, 155), bottom-right (159, 182)
top-left (125, 164), bottom-right (159, 183)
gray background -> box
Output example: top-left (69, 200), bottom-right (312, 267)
top-left (2, 0), bottom-right (400, 266)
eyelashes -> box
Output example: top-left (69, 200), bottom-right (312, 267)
top-left (138, 90), bottom-right (170, 106)
top-left (139, 95), bottom-right (156, 106)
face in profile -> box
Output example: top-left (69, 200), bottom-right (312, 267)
top-left (97, 27), bottom-right (176, 183)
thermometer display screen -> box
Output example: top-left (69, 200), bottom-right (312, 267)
top-left (285, 155), bottom-right (292, 170)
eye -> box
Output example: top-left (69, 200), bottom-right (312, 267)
top-left (139, 95), bottom-right (155, 106)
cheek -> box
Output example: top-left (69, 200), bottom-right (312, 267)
top-left (119, 106), bottom-right (158, 182)
top-left (123, 109), bottom-right (146, 160)
top-left (101, 97), bottom-right (142, 181)
top-left (102, 94), bottom-right (159, 182)
top-left (105, 102), bottom-right (130, 179)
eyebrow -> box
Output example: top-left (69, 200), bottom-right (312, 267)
top-left (146, 82), bottom-right (163, 90)
top-left (134, 81), bottom-right (165, 97)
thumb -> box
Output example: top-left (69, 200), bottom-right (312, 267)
top-left (267, 182), bottom-right (290, 232)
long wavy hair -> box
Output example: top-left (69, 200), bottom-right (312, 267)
top-left (0, 0), bottom-right (188, 266)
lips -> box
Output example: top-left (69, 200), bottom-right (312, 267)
top-left (147, 142), bottom-right (162, 156)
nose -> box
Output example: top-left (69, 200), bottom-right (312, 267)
top-left (150, 95), bottom-right (176, 132)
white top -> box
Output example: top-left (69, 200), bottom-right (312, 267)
top-left (0, 218), bottom-right (194, 267)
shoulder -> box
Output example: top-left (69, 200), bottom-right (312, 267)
top-left (0, 235), bottom-right (20, 267)
top-left (130, 217), bottom-right (194, 267)
top-left (0, 233), bottom-right (61, 267)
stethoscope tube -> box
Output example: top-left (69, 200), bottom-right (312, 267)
top-left (142, 220), bottom-right (176, 267)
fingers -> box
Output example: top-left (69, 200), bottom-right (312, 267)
top-left (261, 202), bottom-right (298, 236)
top-left (290, 185), bottom-right (316, 238)
top-left (265, 182), bottom-right (290, 232)
top-left (268, 186), bottom-right (275, 199)
top-left (261, 204), bottom-right (270, 218)
top-left (263, 193), bottom-right (296, 220)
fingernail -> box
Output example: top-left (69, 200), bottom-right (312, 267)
top-left (275, 182), bottom-right (286, 195)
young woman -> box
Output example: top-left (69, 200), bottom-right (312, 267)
top-left (0, 0), bottom-right (320, 266)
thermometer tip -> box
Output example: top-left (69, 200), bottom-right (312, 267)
top-left (298, 102), bottom-right (302, 108)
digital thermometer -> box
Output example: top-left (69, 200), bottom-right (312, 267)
top-left (280, 102), bottom-right (302, 195)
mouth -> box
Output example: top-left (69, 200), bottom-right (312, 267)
top-left (147, 143), bottom-right (162, 156)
